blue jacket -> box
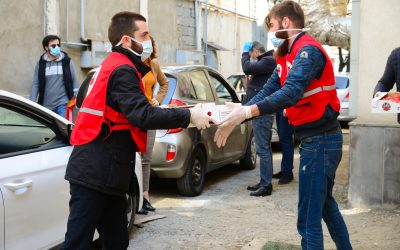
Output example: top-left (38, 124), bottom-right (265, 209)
top-left (241, 50), bottom-right (275, 101)
top-left (246, 33), bottom-right (340, 140)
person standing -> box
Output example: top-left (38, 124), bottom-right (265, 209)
top-left (137, 35), bottom-right (169, 214)
top-left (373, 47), bottom-right (400, 123)
top-left (214, 1), bottom-right (352, 249)
top-left (61, 12), bottom-right (214, 249)
top-left (272, 109), bottom-right (295, 184)
top-left (30, 35), bottom-right (79, 117)
top-left (241, 41), bottom-right (276, 196)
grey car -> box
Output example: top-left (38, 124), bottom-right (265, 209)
top-left (150, 65), bottom-right (256, 196)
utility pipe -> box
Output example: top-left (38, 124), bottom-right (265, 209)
top-left (80, 0), bottom-right (88, 43)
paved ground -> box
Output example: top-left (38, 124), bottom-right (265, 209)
top-left (128, 129), bottom-right (400, 249)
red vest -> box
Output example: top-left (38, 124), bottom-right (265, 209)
top-left (70, 52), bottom-right (147, 152)
top-left (276, 34), bottom-right (340, 126)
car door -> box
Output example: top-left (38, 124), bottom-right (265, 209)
top-left (0, 100), bottom-right (71, 249)
top-left (207, 70), bottom-right (248, 160)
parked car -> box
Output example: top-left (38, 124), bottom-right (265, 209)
top-left (0, 90), bottom-right (142, 249)
top-left (335, 74), bottom-right (355, 122)
top-left (226, 73), bottom-right (279, 143)
top-left (150, 65), bottom-right (257, 196)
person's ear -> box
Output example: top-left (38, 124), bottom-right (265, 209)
top-left (282, 17), bottom-right (290, 29)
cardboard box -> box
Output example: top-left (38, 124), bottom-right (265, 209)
top-left (371, 92), bottom-right (400, 113)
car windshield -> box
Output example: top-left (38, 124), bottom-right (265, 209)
top-left (335, 76), bottom-right (349, 89)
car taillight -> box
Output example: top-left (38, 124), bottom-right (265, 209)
top-left (166, 144), bottom-right (176, 161)
top-left (167, 99), bottom-right (186, 134)
top-left (345, 92), bottom-right (350, 101)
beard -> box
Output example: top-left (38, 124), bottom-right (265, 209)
top-left (273, 30), bottom-right (290, 59)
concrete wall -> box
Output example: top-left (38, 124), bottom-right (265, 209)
top-left (349, 0), bottom-right (400, 207)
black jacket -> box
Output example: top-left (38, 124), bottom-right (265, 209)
top-left (374, 47), bottom-right (400, 123)
top-left (241, 50), bottom-right (276, 101)
top-left (65, 47), bottom-right (191, 196)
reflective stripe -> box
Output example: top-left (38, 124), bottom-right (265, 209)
top-left (302, 85), bottom-right (336, 98)
top-left (79, 107), bottom-right (103, 116)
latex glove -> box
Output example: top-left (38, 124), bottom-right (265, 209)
top-left (152, 98), bottom-right (160, 106)
top-left (189, 103), bottom-right (217, 130)
top-left (214, 102), bottom-right (253, 148)
top-left (242, 42), bottom-right (253, 53)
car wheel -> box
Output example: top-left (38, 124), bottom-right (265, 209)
top-left (240, 133), bottom-right (257, 170)
top-left (126, 194), bottom-right (137, 233)
top-left (177, 148), bottom-right (206, 196)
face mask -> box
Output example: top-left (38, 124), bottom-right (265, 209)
top-left (268, 28), bottom-right (306, 48)
top-left (49, 46), bottom-right (60, 56)
top-left (140, 40), bottom-right (153, 62)
top-left (116, 36), bottom-right (151, 59)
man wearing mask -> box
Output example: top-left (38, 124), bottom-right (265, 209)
top-left (61, 12), bottom-right (215, 249)
top-left (214, 1), bottom-right (352, 249)
top-left (241, 41), bottom-right (276, 196)
top-left (30, 35), bottom-right (79, 117)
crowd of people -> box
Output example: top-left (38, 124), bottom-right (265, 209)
top-left (27, 0), bottom-right (400, 248)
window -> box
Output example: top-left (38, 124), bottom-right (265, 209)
top-left (335, 76), bottom-right (349, 89)
top-left (189, 71), bottom-right (214, 101)
top-left (0, 107), bottom-right (56, 155)
top-left (209, 75), bottom-right (234, 103)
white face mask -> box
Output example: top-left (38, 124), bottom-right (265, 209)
top-left (140, 40), bottom-right (153, 62)
top-left (268, 28), bottom-right (307, 48)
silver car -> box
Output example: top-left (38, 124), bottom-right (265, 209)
top-left (150, 66), bottom-right (257, 196)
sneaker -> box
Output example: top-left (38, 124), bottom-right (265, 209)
top-left (250, 185), bottom-right (272, 196)
top-left (247, 182), bottom-right (261, 191)
top-left (278, 174), bottom-right (294, 184)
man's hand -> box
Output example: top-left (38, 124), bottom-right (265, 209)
top-left (387, 91), bottom-right (400, 98)
top-left (189, 103), bottom-right (217, 130)
top-left (213, 102), bottom-right (252, 148)
top-left (243, 42), bottom-right (253, 53)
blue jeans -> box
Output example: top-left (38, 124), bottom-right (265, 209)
top-left (297, 131), bottom-right (352, 250)
top-left (52, 103), bottom-right (67, 117)
top-left (276, 110), bottom-right (294, 175)
top-left (252, 114), bottom-right (274, 187)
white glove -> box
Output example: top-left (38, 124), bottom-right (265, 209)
top-left (213, 102), bottom-right (253, 148)
top-left (152, 98), bottom-right (160, 106)
top-left (189, 103), bottom-right (217, 130)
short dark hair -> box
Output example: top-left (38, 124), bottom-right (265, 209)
top-left (42, 35), bottom-right (60, 50)
top-left (265, 0), bottom-right (305, 29)
top-left (108, 11), bottom-right (147, 46)
top-left (251, 41), bottom-right (266, 53)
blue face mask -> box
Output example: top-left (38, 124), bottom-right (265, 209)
top-left (268, 28), bottom-right (306, 48)
top-left (50, 46), bottom-right (61, 56)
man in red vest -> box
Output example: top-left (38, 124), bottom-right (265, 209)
top-left (214, 1), bottom-right (352, 249)
top-left (61, 12), bottom-right (214, 249)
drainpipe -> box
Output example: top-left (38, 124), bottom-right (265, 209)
top-left (195, 0), bottom-right (201, 51)
top-left (204, 0), bottom-right (208, 65)
top-left (80, 0), bottom-right (88, 43)
top-left (140, 0), bottom-right (148, 19)
top-left (43, 0), bottom-right (47, 35)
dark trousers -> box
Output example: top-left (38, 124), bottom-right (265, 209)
top-left (60, 183), bottom-right (129, 250)
top-left (276, 110), bottom-right (294, 175)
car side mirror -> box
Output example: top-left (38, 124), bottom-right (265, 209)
top-left (241, 94), bottom-right (247, 104)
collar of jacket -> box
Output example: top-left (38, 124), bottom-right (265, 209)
top-left (257, 50), bottom-right (274, 60)
top-left (112, 46), bottom-right (151, 76)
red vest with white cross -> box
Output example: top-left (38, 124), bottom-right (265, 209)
top-left (276, 34), bottom-right (340, 126)
top-left (70, 52), bottom-right (147, 152)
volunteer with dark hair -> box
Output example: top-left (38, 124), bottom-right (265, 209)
top-left (61, 11), bottom-right (215, 250)
top-left (214, 1), bottom-right (352, 249)
top-left (241, 41), bottom-right (276, 196)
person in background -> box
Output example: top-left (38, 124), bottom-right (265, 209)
top-left (30, 35), bottom-right (79, 117)
top-left (137, 35), bottom-right (169, 214)
top-left (373, 47), bottom-right (400, 123)
top-left (272, 109), bottom-right (295, 184)
top-left (61, 12), bottom-right (214, 249)
top-left (214, 1), bottom-right (352, 249)
top-left (241, 41), bottom-right (276, 196)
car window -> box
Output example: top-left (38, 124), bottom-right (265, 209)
top-left (0, 106), bottom-right (57, 155)
top-left (208, 74), bottom-right (235, 103)
top-left (335, 76), bottom-right (349, 89)
top-left (189, 71), bottom-right (214, 101)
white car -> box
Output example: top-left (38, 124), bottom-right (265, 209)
top-left (335, 74), bottom-right (355, 122)
top-left (0, 90), bottom-right (142, 250)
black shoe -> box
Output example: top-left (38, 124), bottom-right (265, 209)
top-left (278, 174), bottom-right (294, 184)
top-left (247, 182), bottom-right (261, 191)
top-left (250, 185), bottom-right (272, 196)
top-left (136, 207), bottom-right (148, 215)
top-left (272, 172), bottom-right (281, 179)
top-left (143, 198), bottom-right (156, 212)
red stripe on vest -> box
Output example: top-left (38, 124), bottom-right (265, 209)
top-left (276, 34), bottom-right (340, 126)
top-left (70, 52), bottom-right (147, 153)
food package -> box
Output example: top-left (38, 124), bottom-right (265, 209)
top-left (371, 92), bottom-right (400, 113)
